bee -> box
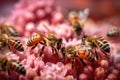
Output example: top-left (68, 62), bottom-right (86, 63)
top-left (0, 22), bottom-right (19, 37)
top-left (0, 56), bottom-right (26, 77)
top-left (68, 8), bottom-right (89, 36)
top-left (61, 45), bottom-right (97, 67)
top-left (82, 35), bottom-right (110, 58)
top-left (68, 11), bottom-right (83, 35)
top-left (0, 34), bottom-right (24, 51)
top-left (26, 33), bottom-right (45, 49)
top-left (107, 28), bottom-right (120, 37)
top-left (26, 33), bottom-right (63, 56)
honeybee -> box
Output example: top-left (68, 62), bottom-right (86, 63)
top-left (61, 45), bottom-right (97, 67)
top-left (82, 35), bottom-right (110, 58)
top-left (26, 33), bottom-right (63, 56)
top-left (0, 22), bottom-right (19, 37)
top-left (107, 28), bottom-right (120, 37)
top-left (27, 33), bottom-right (45, 49)
top-left (0, 56), bottom-right (26, 78)
top-left (68, 8), bottom-right (89, 36)
top-left (0, 34), bottom-right (24, 51)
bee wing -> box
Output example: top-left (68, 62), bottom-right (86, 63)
top-left (8, 36), bottom-right (21, 41)
top-left (78, 8), bottom-right (89, 23)
top-left (38, 21), bottom-right (55, 35)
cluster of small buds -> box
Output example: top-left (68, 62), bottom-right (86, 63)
top-left (40, 62), bottom-right (68, 80)
top-left (8, 0), bottom-right (64, 37)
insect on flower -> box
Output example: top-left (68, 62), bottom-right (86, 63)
top-left (26, 33), bottom-right (63, 56)
top-left (61, 45), bottom-right (97, 67)
top-left (68, 8), bottom-right (89, 36)
top-left (0, 34), bottom-right (24, 51)
top-left (0, 56), bottom-right (26, 79)
top-left (107, 28), bottom-right (120, 37)
top-left (82, 35), bottom-right (110, 59)
top-left (0, 22), bottom-right (19, 37)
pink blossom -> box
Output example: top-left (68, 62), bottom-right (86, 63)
top-left (40, 62), bottom-right (67, 80)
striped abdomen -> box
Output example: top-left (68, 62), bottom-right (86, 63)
top-left (96, 37), bottom-right (110, 53)
top-left (78, 49), bottom-right (96, 62)
top-left (8, 39), bottom-right (24, 51)
top-left (27, 33), bottom-right (44, 46)
top-left (0, 56), bottom-right (9, 71)
top-left (8, 61), bottom-right (26, 75)
top-left (0, 56), bottom-right (8, 66)
top-left (7, 26), bottom-right (19, 37)
top-left (0, 23), bottom-right (19, 37)
top-left (73, 21), bottom-right (83, 35)
top-left (107, 28), bottom-right (120, 37)
top-left (69, 17), bottom-right (83, 35)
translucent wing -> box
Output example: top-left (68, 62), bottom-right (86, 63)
top-left (79, 8), bottom-right (89, 23)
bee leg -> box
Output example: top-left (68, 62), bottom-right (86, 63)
top-left (71, 58), bottom-right (75, 68)
top-left (39, 40), bottom-right (47, 46)
top-left (7, 45), bottom-right (11, 50)
top-left (79, 57), bottom-right (87, 66)
top-left (51, 46), bottom-right (58, 56)
top-left (39, 46), bottom-right (45, 57)
top-left (95, 48), bottom-right (99, 60)
top-left (7, 68), bottom-right (11, 80)
top-left (31, 43), bottom-right (38, 50)
top-left (56, 38), bottom-right (62, 50)
top-left (61, 47), bottom-right (66, 59)
top-left (0, 67), bottom-right (3, 71)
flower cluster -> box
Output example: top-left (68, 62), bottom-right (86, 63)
top-left (0, 0), bottom-right (120, 80)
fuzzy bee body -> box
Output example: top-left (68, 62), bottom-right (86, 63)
top-left (0, 22), bottom-right (19, 37)
top-left (41, 34), bottom-right (63, 56)
top-left (27, 33), bottom-right (44, 46)
top-left (107, 28), bottom-right (120, 37)
top-left (61, 45), bottom-right (97, 67)
top-left (8, 61), bottom-right (26, 74)
top-left (69, 11), bottom-right (83, 35)
top-left (95, 37), bottom-right (110, 53)
top-left (0, 56), bottom-right (8, 71)
top-left (82, 35), bottom-right (110, 55)
top-left (45, 34), bottom-right (58, 46)
top-left (0, 34), bottom-right (24, 51)
top-left (78, 49), bottom-right (96, 62)
top-left (7, 38), bottom-right (24, 51)
top-left (27, 33), bottom-right (63, 56)
top-left (0, 56), bottom-right (26, 75)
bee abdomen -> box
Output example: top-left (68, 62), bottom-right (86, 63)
top-left (87, 51), bottom-right (95, 62)
top-left (107, 28), bottom-right (120, 37)
top-left (0, 57), bottom-right (8, 66)
top-left (78, 49), bottom-right (95, 62)
top-left (74, 21), bottom-right (82, 35)
top-left (9, 61), bottom-right (26, 75)
top-left (14, 40), bottom-right (24, 51)
top-left (97, 37), bottom-right (110, 53)
top-left (27, 33), bottom-right (43, 46)
top-left (8, 27), bottom-right (19, 37)
top-left (8, 39), bottom-right (24, 51)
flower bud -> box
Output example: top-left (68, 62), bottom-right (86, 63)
top-left (107, 73), bottom-right (117, 80)
top-left (100, 60), bottom-right (109, 69)
top-left (94, 67), bottom-right (105, 80)
top-left (79, 73), bottom-right (88, 80)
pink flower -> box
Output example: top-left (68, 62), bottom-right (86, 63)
top-left (40, 62), bottom-right (67, 80)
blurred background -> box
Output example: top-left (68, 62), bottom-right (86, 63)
top-left (0, 0), bottom-right (120, 21)
top-left (56, 0), bottom-right (120, 19)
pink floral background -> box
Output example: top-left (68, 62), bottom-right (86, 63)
top-left (0, 0), bottom-right (120, 80)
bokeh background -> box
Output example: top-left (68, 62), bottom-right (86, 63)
top-left (0, 0), bottom-right (120, 80)
top-left (0, 0), bottom-right (120, 19)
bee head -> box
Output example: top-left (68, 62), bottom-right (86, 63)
top-left (82, 35), bottom-right (88, 42)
